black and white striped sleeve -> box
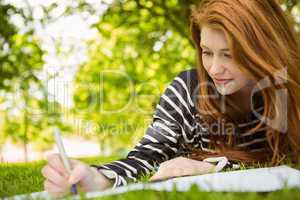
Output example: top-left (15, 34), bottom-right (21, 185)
top-left (90, 69), bottom-right (197, 188)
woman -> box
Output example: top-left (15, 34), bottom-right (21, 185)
top-left (41, 0), bottom-right (300, 197)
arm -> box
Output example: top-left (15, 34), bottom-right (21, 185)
top-left (91, 69), bottom-right (197, 187)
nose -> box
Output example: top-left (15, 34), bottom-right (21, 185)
top-left (209, 56), bottom-right (225, 76)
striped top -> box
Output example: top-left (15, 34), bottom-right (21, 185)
top-left (91, 68), bottom-right (269, 188)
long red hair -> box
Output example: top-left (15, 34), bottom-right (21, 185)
top-left (189, 0), bottom-right (300, 166)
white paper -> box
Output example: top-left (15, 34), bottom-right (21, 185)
top-left (6, 165), bottom-right (300, 200)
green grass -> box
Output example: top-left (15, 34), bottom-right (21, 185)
top-left (1, 156), bottom-right (300, 200)
top-left (0, 156), bottom-right (120, 198)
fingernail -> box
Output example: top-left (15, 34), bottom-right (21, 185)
top-left (68, 175), bottom-right (76, 184)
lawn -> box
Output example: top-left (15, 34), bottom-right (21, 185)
top-left (1, 156), bottom-right (300, 200)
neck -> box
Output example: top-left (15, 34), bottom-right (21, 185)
top-left (228, 85), bottom-right (254, 114)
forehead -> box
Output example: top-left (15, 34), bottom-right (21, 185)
top-left (200, 26), bottom-right (229, 49)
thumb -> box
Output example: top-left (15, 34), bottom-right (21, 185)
top-left (149, 171), bottom-right (162, 182)
top-left (68, 163), bottom-right (88, 185)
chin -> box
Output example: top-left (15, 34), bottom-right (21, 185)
top-left (215, 86), bottom-right (239, 96)
top-left (214, 81), bottom-right (243, 96)
top-left (217, 90), bottom-right (235, 96)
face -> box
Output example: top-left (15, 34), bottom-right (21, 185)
top-left (200, 26), bottom-right (255, 96)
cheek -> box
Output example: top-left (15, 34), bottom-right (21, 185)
top-left (233, 76), bottom-right (251, 87)
top-left (228, 66), bottom-right (247, 81)
top-left (201, 57), bottom-right (211, 71)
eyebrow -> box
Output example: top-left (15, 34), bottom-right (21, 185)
top-left (200, 44), bottom-right (230, 52)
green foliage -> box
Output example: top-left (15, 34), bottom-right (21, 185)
top-left (72, 0), bottom-right (300, 152)
top-left (279, 0), bottom-right (300, 36)
top-left (0, 0), bottom-right (299, 161)
top-left (73, 0), bottom-right (197, 150)
top-left (2, 100), bottom-right (71, 151)
top-left (0, 1), bottom-right (67, 156)
top-left (0, 1), bottom-right (42, 90)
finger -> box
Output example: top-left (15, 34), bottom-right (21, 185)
top-left (196, 161), bottom-right (216, 173)
top-left (47, 153), bottom-right (68, 177)
top-left (70, 159), bottom-right (81, 168)
top-left (149, 174), bottom-right (167, 181)
top-left (150, 165), bottom-right (186, 181)
top-left (68, 162), bottom-right (88, 184)
top-left (44, 179), bottom-right (67, 196)
top-left (149, 170), bottom-right (170, 181)
top-left (149, 173), bottom-right (161, 181)
top-left (41, 165), bottom-right (69, 187)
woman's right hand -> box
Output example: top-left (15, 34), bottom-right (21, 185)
top-left (41, 153), bottom-right (113, 198)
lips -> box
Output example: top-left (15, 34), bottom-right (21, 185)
top-left (213, 78), bottom-right (233, 84)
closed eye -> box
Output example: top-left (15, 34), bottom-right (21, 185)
top-left (202, 51), bottom-right (213, 56)
top-left (223, 53), bottom-right (232, 59)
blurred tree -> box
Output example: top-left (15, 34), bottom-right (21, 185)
top-left (73, 0), bottom-right (198, 152)
top-left (279, 0), bottom-right (300, 37)
top-left (72, 0), bottom-right (300, 153)
top-left (0, 0), bottom-right (68, 161)
top-left (1, 0), bottom-right (296, 159)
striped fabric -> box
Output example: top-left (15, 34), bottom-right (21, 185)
top-left (91, 68), bottom-right (268, 188)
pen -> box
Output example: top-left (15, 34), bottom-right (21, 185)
top-left (53, 127), bottom-right (78, 195)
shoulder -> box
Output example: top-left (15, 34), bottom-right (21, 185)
top-left (176, 68), bottom-right (198, 83)
top-left (163, 68), bottom-right (199, 109)
top-left (172, 68), bottom-right (198, 101)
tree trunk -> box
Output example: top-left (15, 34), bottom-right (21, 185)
top-left (23, 91), bottom-right (29, 162)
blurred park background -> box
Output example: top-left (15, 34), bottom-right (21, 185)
top-left (0, 0), bottom-right (299, 163)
